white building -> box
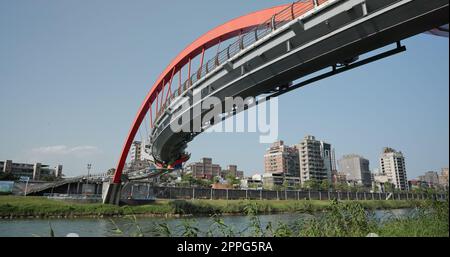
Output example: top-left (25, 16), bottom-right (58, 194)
top-left (379, 147), bottom-right (408, 191)
top-left (240, 173), bottom-right (263, 189)
top-left (130, 140), bottom-right (153, 163)
top-left (130, 141), bottom-right (142, 163)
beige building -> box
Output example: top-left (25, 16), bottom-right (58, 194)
top-left (185, 158), bottom-right (222, 180)
top-left (419, 171), bottom-right (440, 187)
top-left (264, 141), bottom-right (300, 177)
top-left (438, 167), bottom-right (449, 189)
top-left (379, 147), bottom-right (408, 191)
top-left (297, 135), bottom-right (334, 184)
top-left (332, 170), bottom-right (347, 184)
top-left (130, 141), bottom-right (142, 163)
top-left (373, 172), bottom-right (391, 192)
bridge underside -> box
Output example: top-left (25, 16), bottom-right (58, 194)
top-left (150, 0), bottom-right (448, 164)
top-left (104, 0), bottom-right (449, 204)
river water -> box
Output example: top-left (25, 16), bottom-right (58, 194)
top-left (0, 209), bottom-right (413, 237)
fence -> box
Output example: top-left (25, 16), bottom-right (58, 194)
top-left (142, 186), bottom-right (447, 201)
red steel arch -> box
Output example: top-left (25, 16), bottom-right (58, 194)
top-left (112, 3), bottom-right (309, 184)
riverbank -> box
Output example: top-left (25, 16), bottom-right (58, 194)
top-left (0, 196), bottom-right (425, 219)
top-left (142, 199), bottom-right (449, 237)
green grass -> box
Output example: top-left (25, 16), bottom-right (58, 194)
top-left (0, 196), bottom-right (424, 218)
top-left (377, 200), bottom-right (449, 237)
top-left (166, 199), bottom-right (422, 215)
top-left (110, 199), bottom-right (449, 237)
top-left (0, 196), bottom-right (170, 218)
top-left (296, 200), bottom-right (449, 237)
top-left (2, 196), bottom-right (447, 237)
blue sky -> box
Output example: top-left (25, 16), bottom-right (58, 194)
top-left (0, 0), bottom-right (448, 178)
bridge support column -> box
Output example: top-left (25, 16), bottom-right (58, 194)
top-left (102, 182), bottom-right (122, 205)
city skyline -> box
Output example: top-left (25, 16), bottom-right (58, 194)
top-left (0, 0), bottom-right (448, 179)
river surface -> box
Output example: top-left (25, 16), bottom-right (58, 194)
top-left (0, 209), bottom-right (413, 237)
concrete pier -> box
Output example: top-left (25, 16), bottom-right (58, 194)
top-left (102, 182), bottom-right (122, 205)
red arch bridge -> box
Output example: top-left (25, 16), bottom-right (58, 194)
top-left (103, 0), bottom-right (449, 204)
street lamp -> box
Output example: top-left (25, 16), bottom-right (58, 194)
top-left (87, 164), bottom-right (92, 177)
top-left (85, 164), bottom-right (92, 195)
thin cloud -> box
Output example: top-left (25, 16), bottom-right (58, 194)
top-left (31, 145), bottom-right (102, 157)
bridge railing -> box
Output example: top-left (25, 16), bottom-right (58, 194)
top-left (64, 173), bottom-right (110, 180)
top-left (155, 0), bottom-right (329, 121)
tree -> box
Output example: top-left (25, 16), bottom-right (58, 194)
top-left (40, 175), bottom-right (59, 182)
top-left (226, 174), bottom-right (240, 187)
top-left (248, 183), bottom-right (259, 189)
top-left (320, 180), bottom-right (331, 191)
top-left (212, 176), bottom-right (221, 184)
top-left (352, 184), bottom-right (365, 193)
top-left (303, 179), bottom-right (320, 191)
top-left (335, 182), bottom-right (349, 192)
top-left (294, 184), bottom-right (303, 190)
top-left (179, 174), bottom-right (195, 187)
top-left (0, 173), bottom-right (17, 181)
top-left (372, 185), bottom-right (380, 193)
top-left (179, 174), bottom-right (212, 188)
top-left (280, 180), bottom-right (289, 190)
top-left (272, 185), bottom-right (283, 191)
top-left (384, 182), bottom-right (395, 193)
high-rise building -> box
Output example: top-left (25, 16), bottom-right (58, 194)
top-left (338, 154), bottom-right (372, 187)
top-left (379, 147), bottom-right (408, 191)
top-left (130, 141), bottom-right (142, 163)
top-left (297, 135), bottom-right (334, 184)
top-left (140, 140), bottom-right (153, 161)
top-left (55, 165), bottom-right (63, 178)
top-left (419, 171), bottom-right (440, 187)
top-left (264, 141), bottom-right (300, 177)
top-left (439, 167), bottom-right (449, 189)
top-left (331, 148), bottom-right (337, 172)
top-left (185, 158), bottom-right (222, 179)
top-left (321, 142), bottom-right (334, 182)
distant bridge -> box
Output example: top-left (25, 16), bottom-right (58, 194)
top-left (23, 169), bottom-right (171, 196)
top-left (104, 0), bottom-right (449, 204)
top-left (23, 173), bottom-right (109, 196)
